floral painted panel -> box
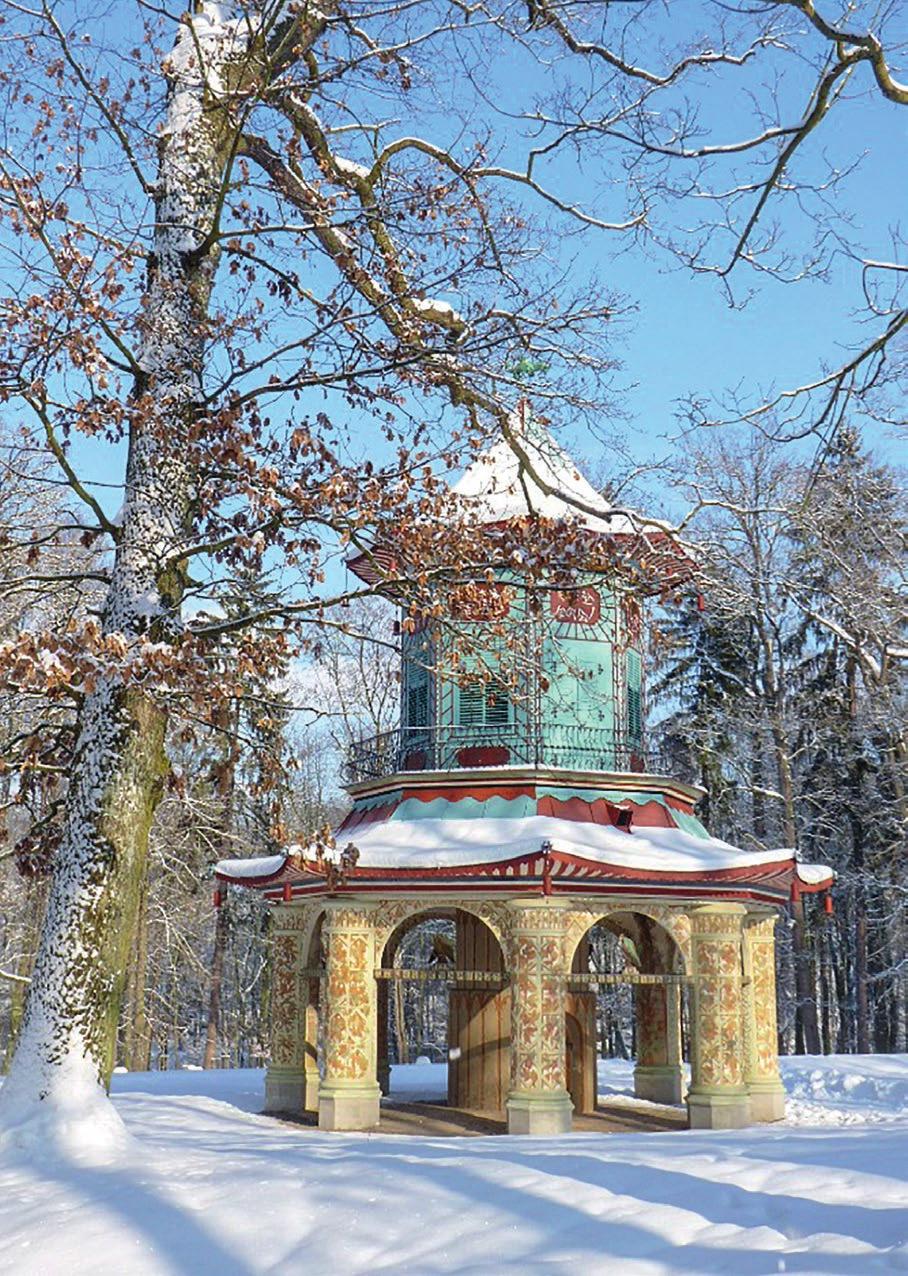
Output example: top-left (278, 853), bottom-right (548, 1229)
top-left (690, 909), bottom-right (746, 1090)
top-left (636, 984), bottom-right (669, 1068)
top-left (509, 905), bottom-right (568, 1094)
top-left (745, 914), bottom-right (782, 1082)
top-left (323, 907), bottom-right (377, 1083)
top-left (270, 914), bottom-right (302, 1069)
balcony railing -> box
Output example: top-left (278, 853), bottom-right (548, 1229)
top-left (343, 723), bottom-right (670, 785)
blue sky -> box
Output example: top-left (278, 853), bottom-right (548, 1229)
top-left (64, 3), bottom-right (906, 527)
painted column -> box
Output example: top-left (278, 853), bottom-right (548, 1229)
top-left (506, 899), bottom-right (573, 1135)
top-left (302, 988), bottom-right (321, 1112)
top-left (687, 903), bottom-right (752, 1130)
top-left (264, 904), bottom-right (308, 1113)
top-left (743, 911), bottom-right (786, 1122)
top-left (634, 980), bottom-right (684, 1105)
top-left (319, 902), bottom-right (381, 1131)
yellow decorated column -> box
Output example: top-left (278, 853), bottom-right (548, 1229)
top-left (506, 899), bottom-right (573, 1135)
top-left (302, 988), bottom-right (321, 1113)
top-left (264, 904), bottom-right (310, 1113)
top-left (743, 911), bottom-right (786, 1122)
top-left (687, 903), bottom-right (752, 1129)
top-left (319, 901), bottom-right (381, 1131)
top-left (634, 980), bottom-right (684, 1105)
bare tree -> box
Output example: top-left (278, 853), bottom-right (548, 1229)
top-left (656, 426), bottom-right (906, 1054)
top-left (0, 425), bottom-right (101, 1062)
top-left (0, 0), bottom-right (637, 1135)
top-left (524, 0), bottom-right (908, 442)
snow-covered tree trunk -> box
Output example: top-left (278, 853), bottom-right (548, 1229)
top-left (0, 11), bottom-right (235, 1145)
top-left (124, 884), bottom-right (152, 1073)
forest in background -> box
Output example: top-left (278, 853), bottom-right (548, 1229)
top-left (2, 421), bottom-right (903, 1072)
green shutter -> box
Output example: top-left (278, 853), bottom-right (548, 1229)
top-left (407, 683), bottom-right (428, 727)
top-left (626, 650), bottom-right (642, 742)
top-left (458, 682), bottom-right (484, 725)
top-left (485, 680), bottom-right (509, 724)
top-left (458, 678), bottom-right (509, 726)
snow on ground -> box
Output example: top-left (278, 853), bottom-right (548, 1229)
top-left (1, 1056), bottom-right (906, 1275)
top-left (780, 1054), bottom-right (908, 1127)
top-left (596, 1054), bottom-right (908, 1129)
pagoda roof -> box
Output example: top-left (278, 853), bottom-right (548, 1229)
top-left (450, 423), bottom-right (646, 537)
top-left (347, 416), bottom-right (694, 589)
top-left (216, 771), bottom-right (832, 907)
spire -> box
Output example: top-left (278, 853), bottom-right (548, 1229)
top-left (450, 410), bottom-right (642, 536)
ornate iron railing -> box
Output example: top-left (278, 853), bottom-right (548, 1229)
top-left (343, 723), bottom-right (672, 785)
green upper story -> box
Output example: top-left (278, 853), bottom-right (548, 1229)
top-left (397, 575), bottom-right (645, 774)
top-left (345, 416), bottom-right (686, 783)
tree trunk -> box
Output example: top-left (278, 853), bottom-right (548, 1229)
top-left (818, 922), bottom-right (833, 1056)
top-left (126, 884), bottom-right (152, 1073)
top-left (0, 17), bottom-right (230, 1122)
top-left (9, 688), bottom-right (170, 1093)
top-left (394, 979), bottom-right (409, 1065)
top-left (749, 730), bottom-right (767, 843)
top-left (767, 680), bottom-right (821, 1055)
top-left (833, 910), bottom-right (850, 1053)
top-left (844, 655), bottom-right (874, 1055)
top-left (854, 893), bottom-right (871, 1054)
top-left (204, 697), bottom-right (240, 1069)
top-left (204, 902), bottom-right (230, 1069)
top-left (749, 530), bottom-right (821, 1057)
top-left (789, 892), bottom-right (820, 1055)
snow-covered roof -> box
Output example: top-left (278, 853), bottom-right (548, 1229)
top-left (797, 862), bottom-right (835, 886)
top-left (450, 419), bottom-right (656, 538)
top-left (347, 414), bottom-right (692, 588)
top-left (216, 854), bottom-right (286, 881)
top-left (299, 816), bottom-right (802, 873)
top-left (216, 816), bottom-right (833, 885)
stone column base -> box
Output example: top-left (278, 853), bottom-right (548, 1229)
top-left (687, 1089), bottom-right (752, 1130)
top-left (747, 1080), bottom-right (786, 1123)
top-left (265, 1067), bottom-right (307, 1114)
top-left (318, 1082), bottom-right (382, 1131)
top-left (506, 1091), bottom-right (573, 1135)
top-left (634, 1064), bottom-right (685, 1106)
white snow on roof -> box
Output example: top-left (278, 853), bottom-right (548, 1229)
top-left (451, 419), bottom-right (651, 537)
top-left (797, 861), bottom-right (835, 886)
top-left (216, 823), bottom-right (833, 884)
top-left (215, 853), bottom-right (286, 880)
top-left (309, 815), bottom-right (804, 875)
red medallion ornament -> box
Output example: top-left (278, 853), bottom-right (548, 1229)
top-left (550, 587), bottom-right (600, 625)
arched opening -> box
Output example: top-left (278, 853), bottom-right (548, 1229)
top-left (378, 907), bottom-right (509, 1115)
top-left (381, 913), bottom-right (454, 1100)
top-left (568, 911), bottom-right (688, 1117)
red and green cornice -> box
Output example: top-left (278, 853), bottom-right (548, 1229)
top-left (216, 767), bottom-right (834, 907)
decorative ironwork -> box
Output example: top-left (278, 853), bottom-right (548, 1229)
top-left (305, 966), bottom-right (693, 987)
top-left (567, 972), bottom-right (693, 987)
top-left (343, 722), bottom-right (671, 784)
top-left (374, 968), bottom-right (509, 986)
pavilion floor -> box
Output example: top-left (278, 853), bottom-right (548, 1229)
top-left (270, 1098), bottom-right (687, 1137)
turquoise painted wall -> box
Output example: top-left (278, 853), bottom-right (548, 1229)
top-left (399, 577), bottom-right (644, 771)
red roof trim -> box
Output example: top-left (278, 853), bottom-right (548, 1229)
top-left (404, 783), bottom-right (537, 804)
top-left (216, 845), bottom-right (827, 898)
top-left (261, 879), bottom-right (791, 907)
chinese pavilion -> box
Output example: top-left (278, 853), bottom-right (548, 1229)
top-left (217, 421), bottom-right (833, 1135)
